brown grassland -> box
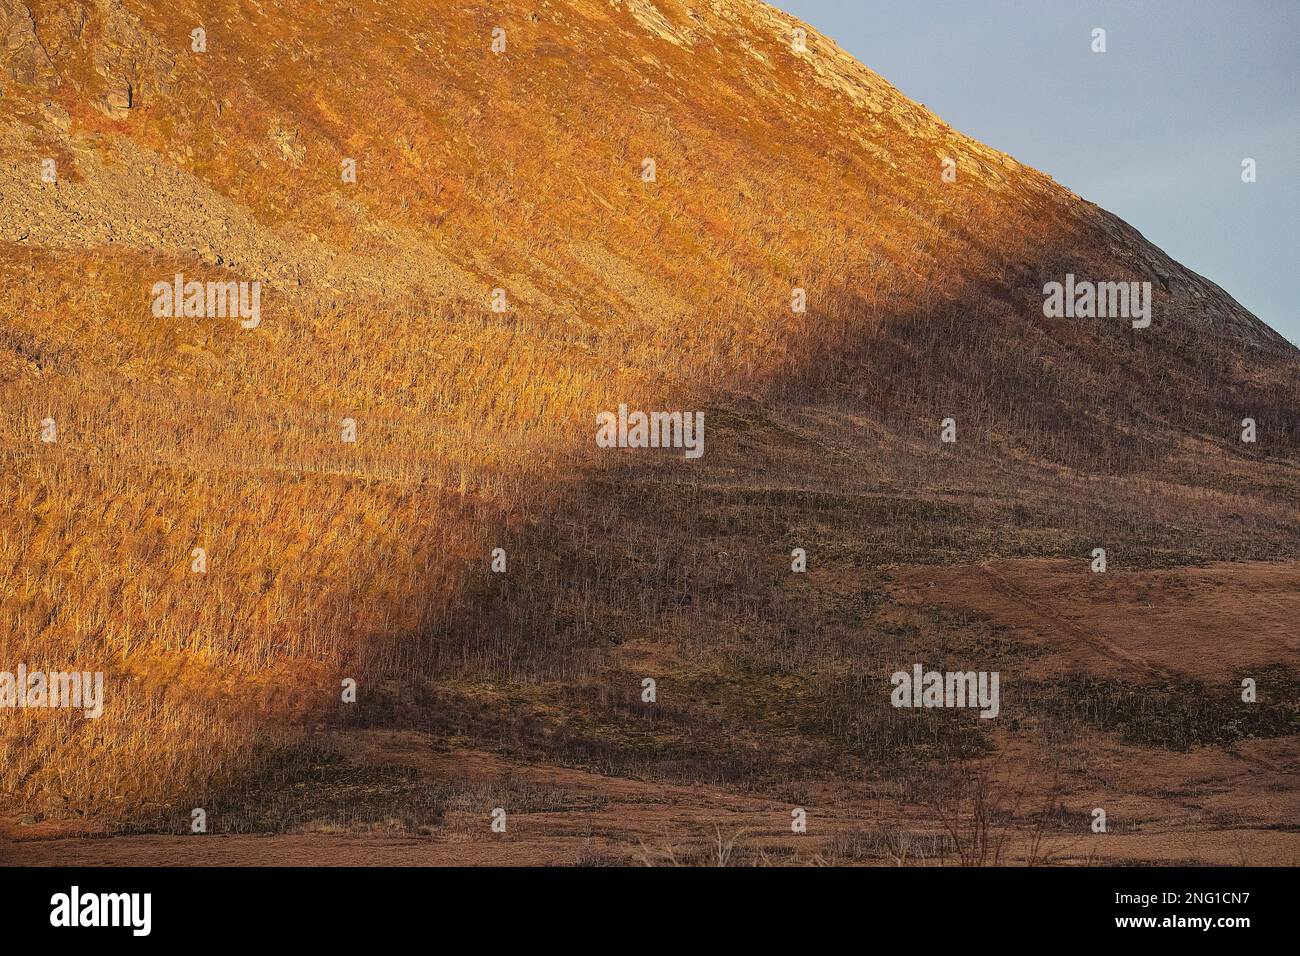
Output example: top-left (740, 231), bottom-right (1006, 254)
top-left (0, 0), bottom-right (1297, 864)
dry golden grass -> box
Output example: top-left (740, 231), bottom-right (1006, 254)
top-left (1, 0), bottom-right (1297, 840)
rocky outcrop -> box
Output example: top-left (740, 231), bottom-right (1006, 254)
top-left (1, 0), bottom-right (55, 87)
top-left (87, 0), bottom-right (176, 117)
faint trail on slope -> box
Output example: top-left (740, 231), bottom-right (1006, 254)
top-left (977, 561), bottom-right (1289, 774)
top-left (977, 560), bottom-right (1176, 681)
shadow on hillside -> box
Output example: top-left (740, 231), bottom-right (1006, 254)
top-left (180, 265), bottom-right (1300, 832)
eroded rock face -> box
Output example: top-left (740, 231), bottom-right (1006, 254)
top-left (623, 0), bottom-right (697, 47)
top-left (1, 0), bottom-right (175, 115)
top-left (88, 0), bottom-right (175, 117)
top-left (40, 1), bottom-right (90, 60)
top-left (1, 0), bottom-right (55, 86)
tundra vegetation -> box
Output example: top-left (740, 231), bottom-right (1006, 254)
top-left (0, 0), bottom-right (1296, 863)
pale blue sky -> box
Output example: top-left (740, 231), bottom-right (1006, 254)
top-left (777, 0), bottom-right (1299, 345)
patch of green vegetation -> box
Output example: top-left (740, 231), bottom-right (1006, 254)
top-left (795, 670), bottom-right (993, 764)
top-left (1023, 665), bottom-right (1300, 751)
top-left (125, 745), bottom-right (602, 836)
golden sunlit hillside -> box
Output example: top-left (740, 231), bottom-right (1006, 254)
top-left (1, 0), bottom-right (1297, 865)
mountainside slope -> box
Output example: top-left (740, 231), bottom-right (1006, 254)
top-left (1, 0), bottom-right (1297, 853)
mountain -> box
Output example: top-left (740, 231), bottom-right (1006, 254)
top-left (2, 0), bottom-right (1297, 863)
